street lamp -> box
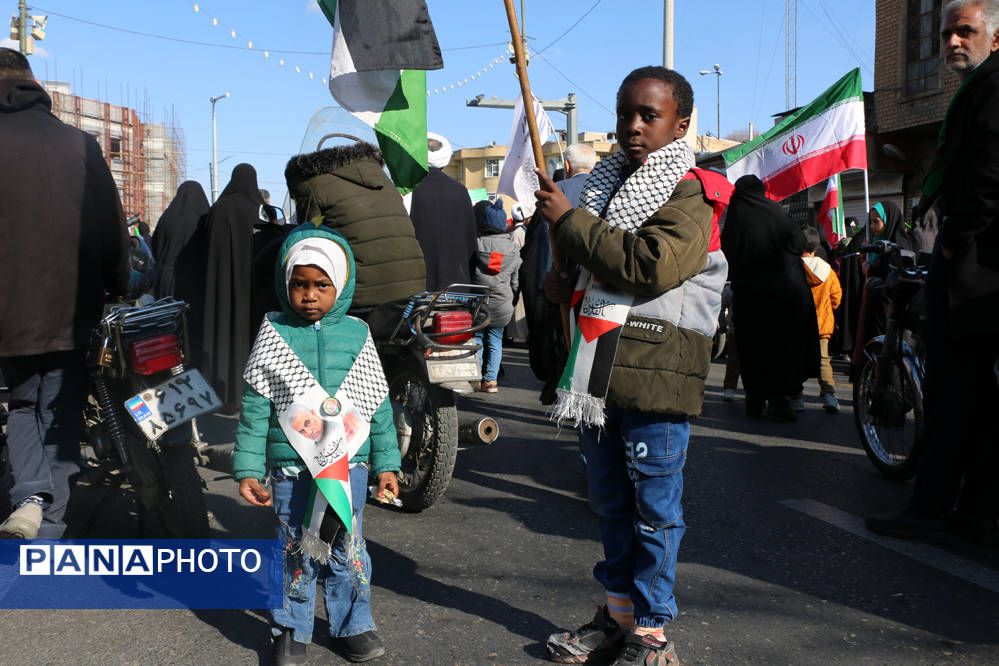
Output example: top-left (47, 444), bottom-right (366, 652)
top-left (698, 64), bottom-right (722, 140)
top-left (210, 91), bottom-right (230, 203)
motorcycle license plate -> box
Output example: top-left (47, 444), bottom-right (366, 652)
top-left (426, 347), bottom-right (481, 383)
top-left (124, 369), bottom-right (220, 440)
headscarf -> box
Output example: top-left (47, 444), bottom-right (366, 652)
top-left (284, 237), bottom-right (350, 304)
top-left (150, 181), bottom-right (210, 298)
top-left (220, 163), bottom-right (266, 205)
top-left (867, 200), bottom-right (908, 265)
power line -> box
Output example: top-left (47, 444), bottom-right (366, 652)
top-left (531, 51), bottom-right (615, 118)
top-left (535, 0), bottom-right (604, 55)
top-left (799, 0), bottom-right (873, 75)
top-left (32, 8), bottom-right (509, 55)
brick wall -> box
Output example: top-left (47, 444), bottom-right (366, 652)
top-left (874, 0), bottom-right (959, 133)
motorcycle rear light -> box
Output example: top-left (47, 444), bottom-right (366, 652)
top-left (433, 311), bottom-right (474, 344)
top-left (130, 334), bottom-right (183, 375)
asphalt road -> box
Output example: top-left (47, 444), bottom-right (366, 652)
top-left (1, 347), bottom-right (997, 665)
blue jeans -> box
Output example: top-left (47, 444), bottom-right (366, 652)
top-left (580, 408), bottom-right (689, 628)
top-left (270, 464), bottom-right (375, 643)
top-left (1, 351), bottom-right (87, 538)
top-left (475, 326), bottom-right (504, 382)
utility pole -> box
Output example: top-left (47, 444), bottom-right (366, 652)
top-left (210, 92), bottom-right (229, 203)
top-left (663, 0), bottom-right (674, 69)
top-left (17, 0), bottom-right (26, 53)
top-left (466, 93), bottom-right (578, 146)
top-left (786, 0), bottom-right (797, 110)
top-left (699, 64), bottom-right (722, 139)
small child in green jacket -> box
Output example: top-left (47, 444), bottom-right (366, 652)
top-left (233, 224), bottom-right (400, 665)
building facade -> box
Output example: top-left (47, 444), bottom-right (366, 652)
top-left (42, 82), bottom-right (185, 228)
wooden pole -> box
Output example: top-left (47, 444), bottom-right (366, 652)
top-left (502, 0), bottom-right (572, 352)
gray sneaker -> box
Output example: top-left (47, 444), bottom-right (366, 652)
top-left (790, 396), bottom-right (806, 412)
top-left (611, 633), bottom-right (679, 666)
top-left (0, 501), bottom-right (42, 539)
top-left (821, 394), bottom-right (840, 413)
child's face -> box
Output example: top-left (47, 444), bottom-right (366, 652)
top-left (616, 78), bottom-right (690, 168)
top-left (289, 265), bottom-right (337, 321)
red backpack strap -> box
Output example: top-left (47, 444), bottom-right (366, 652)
top-left (681, 168), bottom-right (734, 252)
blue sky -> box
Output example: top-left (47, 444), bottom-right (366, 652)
top-left (6, 0), bottom-right (875, 216)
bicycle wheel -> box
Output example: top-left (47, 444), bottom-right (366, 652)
top-left (853, 355), bottom-right (923, 481)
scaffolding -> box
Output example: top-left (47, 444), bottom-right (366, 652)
top-left (44, 82), bottom-right (185, 228)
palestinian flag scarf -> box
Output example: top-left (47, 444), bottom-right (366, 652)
top-left (551, 140), bottom-right (695, 428)
top-left (244, 317), bottom-right (389, 564)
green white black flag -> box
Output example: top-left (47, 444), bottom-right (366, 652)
top-left (318, 0), bottom-right (443, 193)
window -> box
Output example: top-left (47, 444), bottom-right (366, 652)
top-left (485, 158), bottom-right (500, 178)
top-left (110, 137), bottom-right (122, 156)
top-left (905, 0), bottom-right (940, 96)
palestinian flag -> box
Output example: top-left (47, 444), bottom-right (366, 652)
top-left (318, 0), bottom-right (443, 193)
top-left (724, 68), bottom-right (867, 200)
top-left (818, 174), bottom-right (846, 244)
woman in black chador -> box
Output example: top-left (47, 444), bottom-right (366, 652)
top-left (201, 164), bottom-right (265, 411)
top-left (151, 180), bottom-right (210, 299)
top-left (721, 175), bottom-right (819, 419)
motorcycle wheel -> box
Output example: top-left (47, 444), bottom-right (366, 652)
top-left (853, 355), bottom-right (923, 481)
top-left (154, 444), bottom-right (210, 538)
top-left (389, 367), bottom-right (458, 512)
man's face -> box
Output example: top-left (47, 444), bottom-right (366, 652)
top-left (941, 3), bottom-right (999, 79)
top-left (291, 409), bottom-right (324, 441)
top-left (616, 78), bottom-right (690, 169)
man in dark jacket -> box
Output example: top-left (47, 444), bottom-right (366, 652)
top-left (284, 142), bottom-right (426, 314)
top-left (0, 49), bottom-right (129, 538)
top-left (409, 133), bottom-right (477, 291)
top-left (867, 0), bottom-right (999, 543)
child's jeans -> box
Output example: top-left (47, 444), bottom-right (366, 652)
top-left (475, 326), bottom-right (504, 382)
top-left (818, 338), bottom-right (835, 396)
top-left (270, 464), bottom-right (375, 643)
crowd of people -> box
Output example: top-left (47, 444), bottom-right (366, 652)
top-left (1, 1), bottom-right (998, 663)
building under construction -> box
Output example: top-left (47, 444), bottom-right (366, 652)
top-left (42, 81), bottom-right (185, 228)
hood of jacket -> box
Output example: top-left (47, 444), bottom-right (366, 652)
top-left (0, 79), bottom-right (51, 113)
top-left (285, 142), bottom-right (388, 221)
top-left (274, 224), bottom-right (357, 328)
top-left (802, 256), bottom-right (831, 285)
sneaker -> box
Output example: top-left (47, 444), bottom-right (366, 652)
top-left (722, 389), bottom-right (736, 402)
top-left (789, 395), bottom-right (806, 412)
top-left (479, 380), bottom-right (499, 393)
top-left (0, 499), bottom-right (43, 539)
top-left (612, 632), bottom-right (679, 666)
top-left (546, 606), bottom-right (627, 663)
top-left (821, 394), bottom-right (840, 413)
top-left (272, 629), bottom-right (308, 666)
top-left (335, 630), bottom-right (385, 663)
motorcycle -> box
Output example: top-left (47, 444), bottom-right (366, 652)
top-left (852, 240), bottom-right (930, 481)
top-left (369, 285), bottom-right (491, 512)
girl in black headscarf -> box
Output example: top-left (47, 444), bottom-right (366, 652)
top-left (201, 164), bottom-right (265, 410)
top-left (721, 175), bottom-right (820, 419)
top-left (151, 181), bottom-right (210, 299)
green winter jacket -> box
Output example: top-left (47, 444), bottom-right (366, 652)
top-left (551, 176), bottom-right (727, 417)
top-left (285, 143), bottom-right (427, 311)
top-left (232, 224), bottom-right (401, 480)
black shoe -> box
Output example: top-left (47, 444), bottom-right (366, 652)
top-left (546, 606), bottom-right (627, 663)
top-left (272, 629), bottom-right (308, 666)
top-left (865, 507), bottom-right (949, 541)
top-left (611, 632), bottom-right (679, 666)
top-left (947, 511), bottom-right (999, 546)
top-left (335, 631), bottom-right (385, 663)
top-left (767, 398), bottom-right (797, 422)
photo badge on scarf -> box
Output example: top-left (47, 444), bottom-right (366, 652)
top-left (244, 317), bottom-right (388, 563)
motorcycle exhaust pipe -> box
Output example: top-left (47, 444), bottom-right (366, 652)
top-left (458, 416), bottom-right (499, 446)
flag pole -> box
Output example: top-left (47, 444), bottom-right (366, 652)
top-left (503, 0), bottom-right (571, 351)
top-left (863, 168), bottom-right (871, 242)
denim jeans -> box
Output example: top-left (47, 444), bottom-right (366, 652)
top-left (580, 407), bottom-right (689, 628)
top-left (475, 326), bottom-right (504, 382)
top-left (270, 464), bottom-right (375, 643)
top-left (0, 351), bottom-right (87, 538)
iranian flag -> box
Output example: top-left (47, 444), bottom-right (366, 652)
top-left (724, 68), bottom-right (867, 200)
top-left (318, 0), bottom-right (443, 193)
top-left (818, 174), bottom-right (847, 243)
